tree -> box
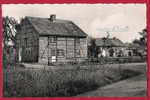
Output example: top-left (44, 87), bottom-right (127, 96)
top-left (132, 28), bottom-right (147, 58)
top-left (3, 16), bottom-right (18, 68)
top-left (133, 28), bottom-right (147, 46)
top-left (3, 16), bottom-right (18, 48)
top-left (88, 38), bottom-right (99, 61)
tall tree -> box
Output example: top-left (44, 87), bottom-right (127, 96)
top-left (3, 16), bottom-right (18, 69)
top-left (133, 28), bottom-right (147, 46)
top-left (3, 16), bottom-right (18, 47)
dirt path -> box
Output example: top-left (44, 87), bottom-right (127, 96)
top-left (77, 74), bottom-right (146, 97)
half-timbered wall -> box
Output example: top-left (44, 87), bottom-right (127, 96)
top-left (78, 38), bottom-right (87, 57)
top-left (38, 36), bottom-right (87, 64)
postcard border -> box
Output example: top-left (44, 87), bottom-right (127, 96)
top-left (0, 0), bottom-right (149, 100)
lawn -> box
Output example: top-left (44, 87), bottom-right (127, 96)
top-left (3, 63), bottom-right (143, 97)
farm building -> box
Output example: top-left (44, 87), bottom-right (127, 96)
top-left (88, 37), bottom-right (127, 57)
top-left (124, 43), bottom-right (147, 57)
top-left (15, 15), bottom-right (88, 64)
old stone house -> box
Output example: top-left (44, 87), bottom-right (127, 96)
top-left (15, 15), bottom-right (87, 64)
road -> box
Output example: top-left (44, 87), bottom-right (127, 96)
top-left (77, 63), bottom-right (147, 97)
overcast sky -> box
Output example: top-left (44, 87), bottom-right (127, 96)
top-left (2, 4), bottom-right (146, 43)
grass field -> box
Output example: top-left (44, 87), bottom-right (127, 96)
top-left (3, 63), bottom-right (143, 97)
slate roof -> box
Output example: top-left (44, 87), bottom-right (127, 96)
top-left (25, 16), bottom-right (87, 38)
top-left (88, 37), bottom-right (125, 47)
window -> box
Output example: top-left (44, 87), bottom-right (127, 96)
top-left (76, 49), bottom-right (80, 56)
top-left (66, 39), bottom-right (74, 58)
top-left (57, 49), bottom-right (64, 57)
top-left (76, 38), bottom-right (80, 44)
top-left (49, 37), bottom-right (57, 43)
top-left (51, 49), bottom-right (56, 56)
top-left (24, 38), bottom-right (27, 47)
top-left (26, 48), bottom-right (31, 55)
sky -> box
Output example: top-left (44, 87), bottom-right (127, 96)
top-left (2, 4), bottom-right (146, 43)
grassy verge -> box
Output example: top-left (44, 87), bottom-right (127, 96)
top-left (3, 64), bottom-right (141, 97)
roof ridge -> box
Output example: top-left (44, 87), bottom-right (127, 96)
top-left (26, 16), bottom-right (72, 23)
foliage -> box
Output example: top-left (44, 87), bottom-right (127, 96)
top-left (3, 16), bottom-right (18, 47)
top-left (88, 38), bottom-right (99, 59)
top-left (3, 16), bottom-right (18, 70)
top-left (133, 28), bottom-right (147, 46)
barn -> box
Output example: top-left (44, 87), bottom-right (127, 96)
top-left (15, 15), bottom-right (88, 64)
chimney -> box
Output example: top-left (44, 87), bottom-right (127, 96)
top-left (49, 14), bottom-right (56, 22)
top-left (113, 37), bottom-right (116, 40)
